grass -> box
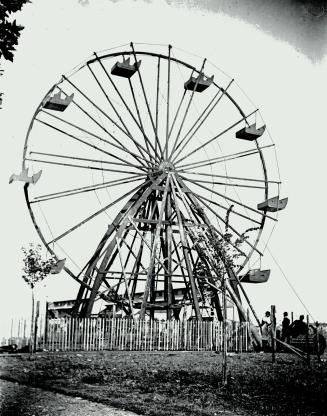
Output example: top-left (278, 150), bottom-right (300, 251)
top-left (0, 351), bottom-right (327, 415)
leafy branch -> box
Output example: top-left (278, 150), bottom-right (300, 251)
top-left (190, 204), bottom-right (259, 285)
top-left (0, 1), bottom-right (30, 62)
top-left (21, 243), bottom-right (56, 289)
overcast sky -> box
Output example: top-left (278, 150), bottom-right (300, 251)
top-left (1, 0), bottom-right (327, 336)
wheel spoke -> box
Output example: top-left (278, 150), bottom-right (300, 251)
top-left (42, 106), bottom-right (153, 169)
top-left (56, 87), bottom-right (151, 168)
top-left (31, 176), bottom-right (145, 204)
top-left (35, 117), bottom-right (148, 172)
top-left (176, 144), bottom-right (274, 171)
top-left (30, 151), bottom-right (147, 172)
top-left (172, 109), bottom-right (258, 165)
top-left (181, 177), bottom-right (264, 190)
top-left (26, 157), bottom-right (145, 176)
top-left (62, 75), bottom-right (157, 164)
top-left (155, 56), bottom-right (161, 156)
top-left (47, 180), bottom-right (149, 245)
top-left (168, 92), bottom-right (186, 140)
top-left (93, 52), bottom-right (162, 162)
top-left (87, 63), bottom-right (131, 136)
top-left (130, 42), bottom-right (164, 159)
top-left (171, 79), bottom-right (234, 160)
top-left (180, 174), bottom-right (277, 221)
top-left (168, 59), bottom-right (206, 160)
top-left (191, 191), bottom-right (261, 225)
top-left (33, 174), bottom-right (140, 200)
top-left (165, 44), bottom-right (172, 160)
top-left (179, 170), bottom-right (280, 184)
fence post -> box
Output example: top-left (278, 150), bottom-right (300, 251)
top-left (271, 305), bottom-right (276, 363)
top-left (44, 302), bottom-right (49, 347)
top-left (222, 276), bottom-right (227, 386)
top-left (316, 322), bottom-right (321, 362)
top-left (306, 315), bottom-right (310, 366)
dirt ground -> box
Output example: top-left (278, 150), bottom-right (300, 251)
top-left (0, 379), bottom-right (141, 416)
top-left (0, 351), bottom-right (326, 416)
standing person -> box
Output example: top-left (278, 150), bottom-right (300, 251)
top-left (282, 312), bottom-right (290, 342)
top-left (260, 311), bottom-right (271, 349)
top-left (289, 315), bottom-right (306, 338)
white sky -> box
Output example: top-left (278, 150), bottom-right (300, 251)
top-left (1, 0), bottom-right (327, 336)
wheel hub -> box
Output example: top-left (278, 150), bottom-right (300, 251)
top-left (159, 160), bottom-right (175, 173)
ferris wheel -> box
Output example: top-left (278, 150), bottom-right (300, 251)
top-left (13, 42), bottom-right (287, 325)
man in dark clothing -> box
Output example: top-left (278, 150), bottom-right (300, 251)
top-left (289, 314), bottom-right (306, 337)
top-left (282, 312), bottom-right (290, 342)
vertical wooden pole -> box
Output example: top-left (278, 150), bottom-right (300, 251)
top-left (291, 312), bottom-right (294, 324)
top-left (33, 300), bottom-right (40, 352)
top-left (110, 318), bottom-right (113, 350)
top-left (121, 319), bottom-right (125, 351)
top-left (316, 322), bottom-right (321, 362)
top-left (44, 301), bottom-right (49, 347)
top-left (49, 320), bottom-right (52, 352)
top-left (52, 320), bottom-right (55, 352)
top-left (75, 318), bottom-right (78, 351)
top-left (91, 318), bottom-right (95, 351)
top-left (135, 319), bottom-right (139, 350)
top-left (30, 290), bottom-right (35, 354)
top-left (130, 319), bottom-right (133, 351)
top-left (39, 315), bottom-right (43, 350)
top-left (215, 322), bottom-right (218, 352)
top-left (89, 318), bottom-right (92, 351)
top-left (165, 191), bottom-right (173, 320)
top-left (71, 318), bottom-right (74, 351)
top-left (271, 305), bottom-right (276, 363)
top-left (23, 318), bottom-right (26, 347)
top-left (97, 318), bottom-right (100, 351)
top-left (222, 276), bottom-right (227, 386)
top-left (118, 318), bottom-right (121, 351)
top-left (10, 318), bottom-right (13, 344)
top-left (17, 318), bottom-right (22, 349)
top-left (82, 318), bottom-right (86, 351)
top-left (306, 315), bottom-right (310, 366)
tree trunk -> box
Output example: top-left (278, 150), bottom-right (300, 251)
top-left (29, 289), bottom-right (34, 354)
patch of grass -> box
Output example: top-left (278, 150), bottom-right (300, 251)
top-left (1, 351), bottom-right (327, 415)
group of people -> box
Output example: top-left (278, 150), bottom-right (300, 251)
top-left (260, 311), bottom-right (308, 347)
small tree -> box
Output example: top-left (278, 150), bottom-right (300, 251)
top-left (21, 243), bottom-right (56, 351)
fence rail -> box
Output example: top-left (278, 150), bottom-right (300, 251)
top-left (43, 318), bottom-right (250, 352)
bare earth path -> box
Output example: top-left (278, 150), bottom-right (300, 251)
top-left (0, 379), bottom-right (141, 416)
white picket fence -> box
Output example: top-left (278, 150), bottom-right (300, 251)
top-left (43, 318), bottom-right (250, 352)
